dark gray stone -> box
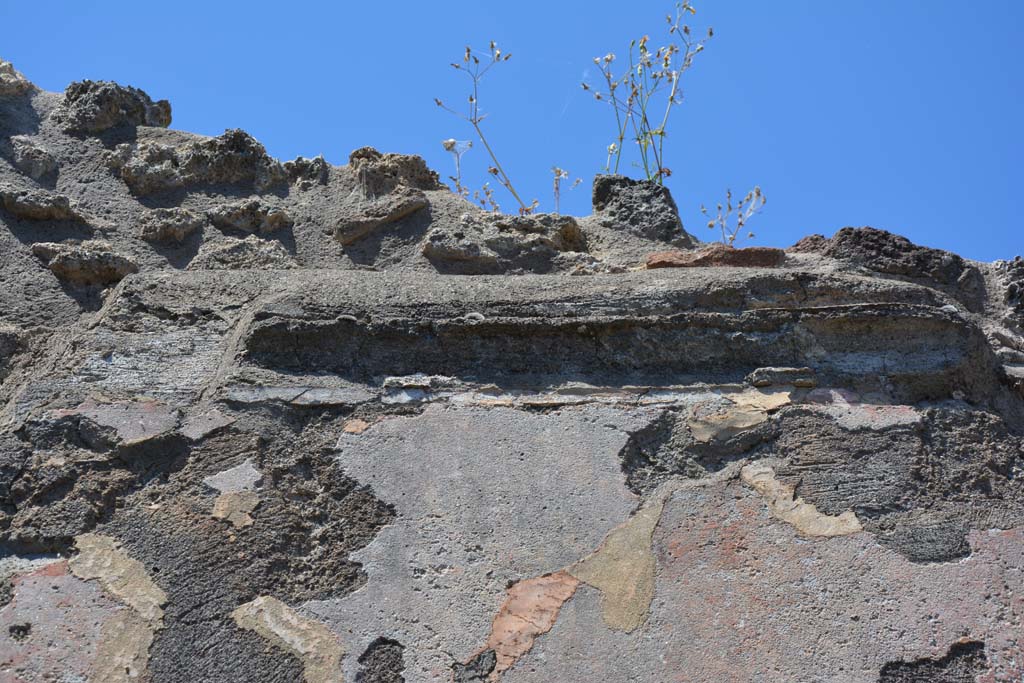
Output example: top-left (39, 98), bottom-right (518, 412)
top-left (592, 174), bottom-right (697, 247)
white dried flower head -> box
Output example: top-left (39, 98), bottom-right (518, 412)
top-left (607, 143), bottom-right (618, 154)
top-left (442, 139), bottom-right (457, 152)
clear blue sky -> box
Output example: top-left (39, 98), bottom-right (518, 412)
top-left (4, 1), bottom-right (1022, 261)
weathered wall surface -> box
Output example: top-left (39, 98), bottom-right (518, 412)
top-left (1, 59), bottom-right (1023, 682)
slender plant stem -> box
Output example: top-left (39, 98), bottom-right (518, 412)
top-left (472, 121), bottom-right (526, 209)
top-left (604, 75), bottom-right (626, 173)
top-left (446, 50), bottom-right (527, 211)
top-left (655, 73), bottom-right (680, 178)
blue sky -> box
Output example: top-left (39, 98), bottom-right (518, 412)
top-left (4, 1), bottom-right (1022, 261)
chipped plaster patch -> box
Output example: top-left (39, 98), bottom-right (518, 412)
top-left (69, 533), bottom-right (167, 624)
top-left (316, 404), bottom-right (641, 682)
top-left (567, 494), bottom-right (669, 632)
top-left (820, 403), bottom-right (922, 430)
top-left (464, 481), bottom-right (685, 678)
top-left (801, 388), bottom-right (921, 430)
top-left (180, 407), bottom-right (235, 441)
top-left (232, 595), bottom-right (344, 683)
top-left (482, 571), bottom-right (580, 677)
top-left (203, 458), bottom-right (262, 493)
top-left (741, 463), bottom-right (862, 537)
top-left (212, 490), bottom-right (260, 527)
top-left (0, 553), bottom-right (60, 593)
top-left (0, 559), bottom-right (129, 680)
top-left (54, 398), bottom-right (180, 446)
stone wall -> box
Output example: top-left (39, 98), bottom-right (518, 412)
top-left (1, 59), bottom-right (1022, 682)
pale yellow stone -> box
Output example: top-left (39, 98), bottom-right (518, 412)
top-left (688, 405), bottom-right (769, 442)
top-left (91, 610), bottom-right (154, 682)
top-left (70, 533), bottom-right (166, 682)
top-left (741, 463), bottom-right (862, 537)
top-left (69, 533), bottom-right (167, 624)
top-left (342, 418), bottom-right (371, 434)
top-left (232, 596), bottom-right (344, 683)
top-left (728, 388), bottom-right (793, 411)
top-left (688, 389), bottom-right (792, 442)
top-left (568, 496), bottom-right (667, 632)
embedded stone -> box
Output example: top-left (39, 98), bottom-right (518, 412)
top-left (647, 243), bottom-right (786, 269)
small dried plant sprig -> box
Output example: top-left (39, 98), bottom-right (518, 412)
top-left (701, 186), bottom-right (766, 247)
top-left (442, 138), bottom-right (472, 198)
top-left (436, 42), bottom-right (534, 213)
top-left (551, 167), bottom-right (583, 215)
top-left (474, 182), bottom-right (500, 213)
top-left (583, 1), bottom-right (712, 184)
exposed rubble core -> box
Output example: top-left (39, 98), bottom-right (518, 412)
top-left (1, 60), bottom-right (1022, 682)
top-left (422, 212), bottom-right (587, 274)
top-left (51, 80), bottom-right (171, 133)
top-left (791, 226), bottom-right (986, 311)
top-left (878, 640), bottom-right (988, 683)
top-left (108, 128), bottom-right (287, 195)
top-left (349, 146), bottom-right (442, 195)
top-left (208, 197), bottom-right (293, 235)
top-left (997, 255), bottom-right (1024, 326)
top-left (285, 154), bottom-right (330, 190)
top-left (770, 404), bottom-right (1024, 562)
top-left (356, 637), bottom-right (407, 683)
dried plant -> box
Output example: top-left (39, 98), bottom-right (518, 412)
top-left (521, 198), bottom-right (540, 216)
top-left (551, 167), bottom-right (582, 215)
top-left (473, 182), bottom-right (500, 213)
top-left (583, 1), bottom-right (712, 184)
top-left (701, 187), bottom-right (766, 246)
top-left (436, 42), bottom-right (536, 214)
top-left (442, 138), bottom-right (473, 197)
